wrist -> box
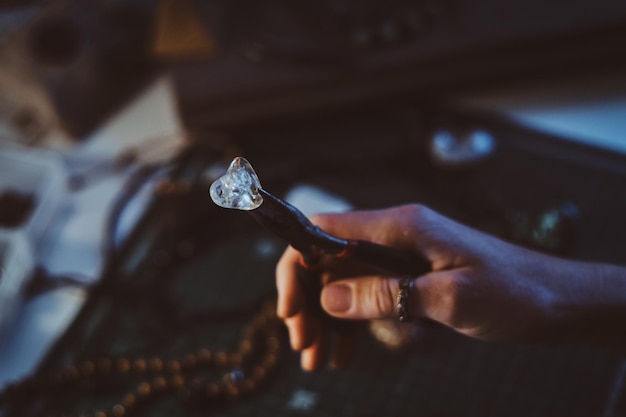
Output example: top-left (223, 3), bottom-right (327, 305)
top-left (545, 260), bottom-right (626, 350)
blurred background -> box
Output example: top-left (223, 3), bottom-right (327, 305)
top-left (1, 0), bottom-right (626, 416)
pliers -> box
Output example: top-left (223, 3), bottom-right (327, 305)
top-left (251, 188), bottom-right (431, 276)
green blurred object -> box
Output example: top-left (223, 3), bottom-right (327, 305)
top-left (508, 202), bottom-right (580, 254)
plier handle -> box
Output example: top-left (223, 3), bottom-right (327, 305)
top-left (251, 188), bottom-right (431, 276)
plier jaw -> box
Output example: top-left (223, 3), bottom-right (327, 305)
top-left (207, 156), bottom-right (430, 276)
top-left (248, 188), bottom-right (431, 276)
top-left (250, 188), bottom-right (348, 260)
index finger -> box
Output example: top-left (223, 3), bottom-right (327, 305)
top-left (309, 205), bottom-right (427, 254)
top-left (276, 246), bottom-right (306, 318)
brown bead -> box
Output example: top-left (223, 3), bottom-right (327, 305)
top-left (81, 361), bottom-right (96, 376)
top-left (148, 358), bottom-right (163, 372)
top-left (169, 375), bottom-right (185, 389)
top-left (238, 340), bottom-right (253, 357)
top-left (182, 354), bottom-right (197, 368)
top-left (224, 384), bottom-right (240, 400)
top-left (97, 358), bottom-right (112, 373)
top-left (241, 325), bottom-right (255, 340)
top-left (240, 379), bottom-right (255, 393)
top-left (112, 404), bottom-right (125, 417)
top-left (206, 383), bottom-right (221, 398)
top-left (94, 412), bottom-right (108, 417)
top-left (116, 359), bottom-right (130, 373)
top-left (262, 353), bottom-right (277, 368)
top-left (132, 359), bottom-right (147, 373)
top-left (266, 336), bottom-right (280, 352)
top-left (136, 382), bottom-right (151, 397)
top-left (251, 366), bottom-right (267, 381)
top-left (229, 353), bottom-right (243, 367)
top-left (166, 360), bottom-right (181, 373)
top-left (215, 351), bottom-right (229, 366)
top-left (196, 349), bottom-right (212, 364)
top-left (122, 394), bottom-right (136, 407)
top-left (152, 377), bottom-right (167, 391)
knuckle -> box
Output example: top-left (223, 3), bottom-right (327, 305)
top-left (439, 275), bottom-right (468, 326)
top-left (363, 278), bottom-right (396, 318)
top-left (396, 204), bottom-right (430, 239)
top-left (400, 203), bottom-right (426, 222)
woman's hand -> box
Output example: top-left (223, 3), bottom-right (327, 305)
top-left (276, 204), bottom-right (626, 370)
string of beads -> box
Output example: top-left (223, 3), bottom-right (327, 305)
top-left (0, 301), bottom-right (283, 417)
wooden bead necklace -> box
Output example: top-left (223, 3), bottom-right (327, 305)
top-left (0, 301), bottom-right (283, 417)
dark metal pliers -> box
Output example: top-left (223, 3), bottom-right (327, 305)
top-left (251, 188), bottom-right (431, 276)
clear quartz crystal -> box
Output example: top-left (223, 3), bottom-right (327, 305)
top-left (209, 157), bottom-right (263, 210)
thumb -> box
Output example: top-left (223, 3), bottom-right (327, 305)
top-left (321, 277), bottom-right (420, 320)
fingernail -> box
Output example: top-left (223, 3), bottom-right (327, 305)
top-left (322, 284), bottom-right (352, 313)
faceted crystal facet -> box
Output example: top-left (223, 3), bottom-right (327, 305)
top-left (209, 157), bottom-right (263, 210)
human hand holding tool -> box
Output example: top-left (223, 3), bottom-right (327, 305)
top-left (209, 157), bottom-right (430, 277)
top-left (211, 157), bottom-right (626, 371)
top-left (208, 158), bottom-right (431, 360)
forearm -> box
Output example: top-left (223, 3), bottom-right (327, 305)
top-left (547, 259), bottom-right (626, 352)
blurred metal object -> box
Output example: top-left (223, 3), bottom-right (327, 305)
top-left (369, 319), bottom-right (415, 350)
top-left (429, 128), bottom-right (495, 168)
top-left (507, 202), bottom-right (580, 255)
